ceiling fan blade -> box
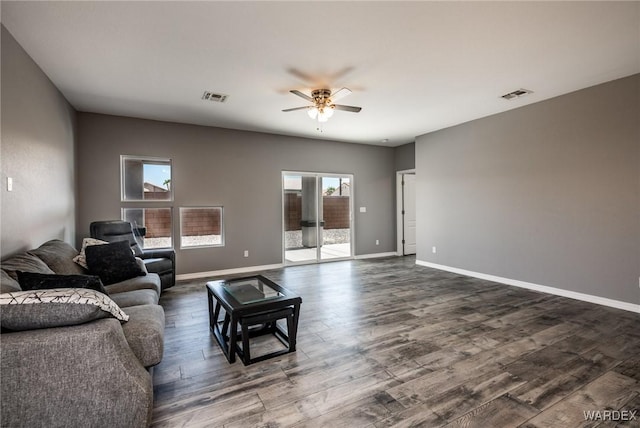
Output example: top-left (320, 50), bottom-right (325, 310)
top-left (290, 90), bottom-right (313, 102)
top-left (330, 87), bottom-right (352, 102)
top-left (282, 106), bottom-right (310, 112)
top-left (332, 104), bottom-right (362, 113)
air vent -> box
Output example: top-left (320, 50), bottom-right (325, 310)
top-left (201, 91), bottom-right (228, 103)
top-left (501, 88), bottom-right (533, 100)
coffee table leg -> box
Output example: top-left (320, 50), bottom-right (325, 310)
top-left (289, 303), bottom-right (300, 351)
top-left (241, 322), bottom-right (251, 365)
top-left (210, 304), bottom-right (235, 364)
top-left (228, 314), bottom-right (237, 363)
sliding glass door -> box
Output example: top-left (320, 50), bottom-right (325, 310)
top-left (283, 172), bottom-right (353, 264)
top-left (283, 173), bottom-right (319, 264)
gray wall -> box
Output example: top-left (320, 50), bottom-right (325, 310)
top-left (1, 25), bottom-right (77, 257)
top-left (415, 74), bottom-right (639, 304)
top-left (76, 113), bottom-right (396, 275)
top-left (394, 142), bottom-right (415, 171)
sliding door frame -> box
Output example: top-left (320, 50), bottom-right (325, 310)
top-left (282, 171), bottom-right (355, 265)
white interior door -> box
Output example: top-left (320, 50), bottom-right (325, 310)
top-left (403, 173), bottom-right (417, 255)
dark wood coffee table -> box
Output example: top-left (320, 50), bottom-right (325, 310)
top-left (206, 275), bottom-right (302, 365)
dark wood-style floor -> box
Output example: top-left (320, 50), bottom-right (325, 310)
top-left (152, 256), bottom-right (640, 427)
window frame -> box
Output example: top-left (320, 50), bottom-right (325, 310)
top-left (120, 155), bottom-right (173, 203)
top-left (121, 207), bottom-right (174, 250)
top-left (179, 206), bottom-right (225, 250)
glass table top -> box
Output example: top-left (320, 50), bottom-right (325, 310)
top-left (221, 277), bottom-right (283, 304)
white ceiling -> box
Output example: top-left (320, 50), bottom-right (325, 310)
top-left (2, 1), bottom-right (639, 147)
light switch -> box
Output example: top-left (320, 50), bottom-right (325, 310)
top-left (7, 177), bottom-right (13, 192)
top-left (359, 207), bottom-right (366, 213)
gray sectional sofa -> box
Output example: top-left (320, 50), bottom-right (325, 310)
top-left (0, 239), bottom-right (165, 428)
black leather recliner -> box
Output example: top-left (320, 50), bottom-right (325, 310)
top-left (89, 220), bottom-right (176, 290)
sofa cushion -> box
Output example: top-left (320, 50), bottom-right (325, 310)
top-left (104, 272), bottom-right (161, 296)
top-left (28, 239), bottom-right (87, 275)
top-left (17, 272), bottom-right (107, 295)
top-left (73, 237), bottom-right (109, 269)
top-left (85, 240), bottom-right (146, 285)
top-left (1, 270), bottom-right (21, 293)
top-left (109, 289), bottom-right (159, 307)
top-left (121, 304), bottom-right (165, 367)
top-left (0, 288), bottom-right (129, 331)
top-left (1, 253), bottom-right (55, 281)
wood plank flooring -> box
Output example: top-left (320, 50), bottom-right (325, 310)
top-left (152, 256), bottom-right (640, 427)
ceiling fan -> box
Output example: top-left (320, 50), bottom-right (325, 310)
top-left (283, 87), bottom-right (362, 122)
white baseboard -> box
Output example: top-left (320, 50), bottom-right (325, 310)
top-left (415, 259), bottom-right (640, 314)
top-left (176, 263), bottom-right (284, 281)
top-left (177, 254), bottom-right (401, 280)
top-left (355, 252), bottom-right (399, 260)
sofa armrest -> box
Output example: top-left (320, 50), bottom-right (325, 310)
top-left (1, 319), bottom-right (153, 428)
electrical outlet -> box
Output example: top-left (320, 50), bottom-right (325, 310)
top-left (243, 250), bottom-right (249, 258)
top-left (7, 177), bottom-right (12, 192)
top-left (432, 246), bottom-right (437, 254)
top-left (375, 240), bottom-right (379, 245)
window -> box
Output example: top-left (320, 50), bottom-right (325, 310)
top-left (180, 207), bottom-right (224, 248)
top-left (121, 155), bottom-right (173, 249)
top-left (121, 155), bottom-right (172, 202)
top-left (122, 208), bottom-right (173, 249)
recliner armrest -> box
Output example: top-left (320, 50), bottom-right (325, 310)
top-left (140, 249), bottom-right (176, 289)
top-left (141, 248), bottom-right (175, 261)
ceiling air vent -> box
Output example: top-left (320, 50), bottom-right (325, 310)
top-left (201, 91), bottom-right (228, 103)
top-left (501, 88), bottom-right (533, 100)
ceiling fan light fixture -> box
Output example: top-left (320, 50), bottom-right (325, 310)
top-left (284, 87), bottom-right (361, 124)
top-left (316, 106), bottom-right (334, 122)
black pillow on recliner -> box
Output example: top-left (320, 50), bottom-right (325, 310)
top-left (85, 240), bottom-right (146, 285)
